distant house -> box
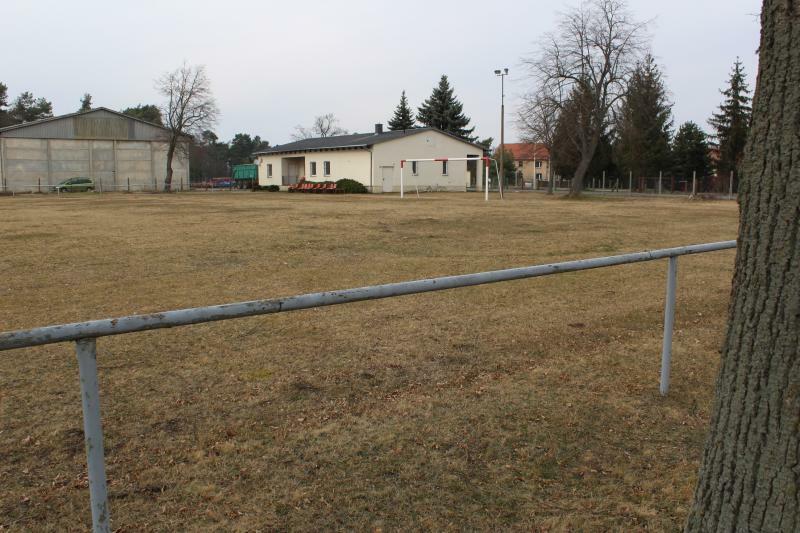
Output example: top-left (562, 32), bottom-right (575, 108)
top-left (504, 143), bottom-right (551, 188)
top-left (253, 124), bottom-right (485, 193)
top-left (0, 107), bottom-right (189, 192)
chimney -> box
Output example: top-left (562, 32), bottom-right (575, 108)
top-left (374, 123), bottom-right (384, 134)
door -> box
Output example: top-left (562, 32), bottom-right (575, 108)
top-left (381, 166), bottom-right (394, 193)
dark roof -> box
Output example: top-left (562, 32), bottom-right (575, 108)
top-left (0, 106), bottom-right (187, 137)
top-left (253, 127), bottom-right (484, 156)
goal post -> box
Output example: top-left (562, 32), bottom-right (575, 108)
top-left (399, 156), bottom-right (492, 201)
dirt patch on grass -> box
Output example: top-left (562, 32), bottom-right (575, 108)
top-left (0, 192), bottom-right (738, 530)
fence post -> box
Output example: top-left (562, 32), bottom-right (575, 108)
top-left (692, 171), bottom-right (697, 196)
top-left (38, 178), bottom-right (41, 193)
top-left (127, 178), bottom-right (130, 193)
top-left (729, 171), bottom-right (734, 200)
top-left (629, 171), bottom-right (632, 195)
top-left (660, 256), bottom-right (678, 396)
top-left (75, 338), bottom-right (111, 532)
top-left (658, 171), bottom-right (662, 195)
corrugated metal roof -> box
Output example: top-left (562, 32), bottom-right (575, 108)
top-left (254, 127), bottom-right (485, 156)
top-left (0, 107), bottom-right (186, 141)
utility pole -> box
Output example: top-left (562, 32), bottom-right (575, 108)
top-left (495, 68), bottom-right (508, 198)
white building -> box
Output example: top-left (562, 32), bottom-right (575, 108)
top-left (253, 125), bottom-right (486, 193)
top-left (0, 107), bottom-right (189, 192)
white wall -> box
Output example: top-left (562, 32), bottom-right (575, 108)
top-left (257, 150), bottom-right (371, 189)
top-left (371, 131), bottom-right (484, 192)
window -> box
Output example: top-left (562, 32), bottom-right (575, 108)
top-left (517, 160), bottom-right (524, 168)
top-left (441, 160), bottom-right (448, 175)
top-left (535, 160), bottom-right (542, 168)
top-left (310, 161), bottom-right (317, 176)
top-left (267, 163), bottom-right (273, 178)
top-left (323, 161), bottom-right (331, 176)
top-left (411, 161), bottom-right (418, 175)
top-left (536, 172), bottom-right (543, 180)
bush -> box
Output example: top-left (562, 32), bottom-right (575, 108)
top-left (254, 184), bottom-right (280, 192)
top-left (335, 178), bottom-right (368, 194)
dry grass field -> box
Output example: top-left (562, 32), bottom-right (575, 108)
top-left (0, 191), bottom-right (738, 531)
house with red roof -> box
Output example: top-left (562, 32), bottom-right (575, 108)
top-left (504, 143), bottom-right (551, 188)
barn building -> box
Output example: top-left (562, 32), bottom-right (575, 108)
top-left (0, 107), bottom-right (189, 192)
top-left (253, 125), bottom-right (486, 193)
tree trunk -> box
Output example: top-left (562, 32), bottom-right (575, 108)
top-left (568, 134), bottom-right (599, 198)
top-left (686, 2), bottom-right (799, 531)
top-left (164, 138), bottom-right (176, 192)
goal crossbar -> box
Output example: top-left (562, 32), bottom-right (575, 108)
top-left (399, 156), bottom-right (491, 200)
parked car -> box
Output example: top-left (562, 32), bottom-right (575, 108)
top-left (52, 177), bottom-right (95, 192)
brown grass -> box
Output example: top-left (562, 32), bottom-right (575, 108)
top-left (0, 192), bottom-right (738, 531)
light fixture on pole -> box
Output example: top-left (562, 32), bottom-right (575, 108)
top-left (495, 68), bottom-right (509, 199)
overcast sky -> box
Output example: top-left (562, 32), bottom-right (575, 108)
top-left (3, 0), bottom-right (761, 145)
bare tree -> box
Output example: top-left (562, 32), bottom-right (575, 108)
top-left (686, 1), bottom-right (799, 529)
top-left (157, 63), bottom-right (218, 191)
top-left (291, 113), bottom-right (348, 140)
top-left (517, 91), bottom-right (560, 194)
top-left (523, 0), bottom-right (647, 197)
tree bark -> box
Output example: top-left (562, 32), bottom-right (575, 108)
top-left (568, 134), bottom-right (599, 197)
top-left (686, 2), bottom-right (799, 531)
top-left (164, 138), bottom-right (176, 192)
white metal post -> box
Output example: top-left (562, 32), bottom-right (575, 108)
top-left (660, 256), bottom-right (678, 396)
top-left (400, 161), bottom-right (404, 199)
top-left (484, 158), bottom-right (489, 202)
top-left (76, 338), bottom-right (110, 532)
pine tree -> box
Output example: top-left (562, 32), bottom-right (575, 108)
top-left (708, 58), bottom-right (752, 179)
top-left (8, 91), bottom-right (53, 124)
top-left (388, 90), bottom-right (415, 131)
top-left (614, 55), bottom-right (673, 178)
top-left (79, 93), bottom-right (93, 112)
top-left (417, 75), bottom-right (475, 141)
top-left (0, 82), bottom-right (9, 127)
top-left (672, 121), bottom-right (711, 184)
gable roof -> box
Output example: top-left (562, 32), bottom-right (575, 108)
top-left (0, 106), bottom-right (186, 138)
top-left (505, 143), bottom-right (550, 160)
top-left (254, 127), bottom-right (485, 156)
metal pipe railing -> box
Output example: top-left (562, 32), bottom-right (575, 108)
top-left (0, 240), bottom-right (737, 532)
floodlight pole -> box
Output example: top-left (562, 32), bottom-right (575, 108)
top-left (495, 68), bottom-right (508, 199)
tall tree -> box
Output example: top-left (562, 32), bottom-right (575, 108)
top-left (417, 75), bottom-right (476, 141)
top-left (0, 82), bottom-right (9, 127)
top-left (708, 58), bottom-right (752, 186)
top-left (8, 91), bottom-right (53, 124)
top-left (156, 63), bottom-right (218, 191)
top-left (292, 113), bottom-right (348, 140)
top-left (190, 130), bottom-right (229, 181)
top-left (671, 122), bottom-right (711, 185)
top-left (388, 90), bottom-right (416, 131)
top-left (79, 93), bottom-right (93, 112)
top-left (228, 133), bottom-right (268, 165)
top-left (121, 104), bottom-right (163, 125)
top-left (523, 0), bottom-right (647, 196)
top-left (614, 54), bottom-right (673, 178)
top-left (518, 90), bottom-right (560, 193)
top-left (686, 1), bottom-right (798, 530)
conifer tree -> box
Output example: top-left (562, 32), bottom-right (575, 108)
top-left (8, 91), bottom-right (53, 124)
top-left (672, 121), bottom-right (711, 184)
top-left (0, 82), bottom-right (9, 127)
top-left (388, 90), bottom-right (415, 131)
top-left (708, 58), bottom-right (752, 180)
top-left (614, 54), bottom-right (673, 178)
top-left (79, 93), bottom-right (93, 112)
top-left (417, 75), bottom-right (475, 141)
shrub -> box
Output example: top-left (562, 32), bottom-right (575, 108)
top-left (254, 184), bottom-right (280, 192)
top-left (335, 178), bottom-right (368, 194)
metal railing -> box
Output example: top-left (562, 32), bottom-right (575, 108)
top-left (0, 240), bottom-right (737, 532)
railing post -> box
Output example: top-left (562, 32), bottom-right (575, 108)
top-left (660, 256), bottom-right (678, 396)
top-left (75, 338), bottom-right (111, 532)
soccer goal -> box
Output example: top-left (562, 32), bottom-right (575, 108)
top-left (399, 156), bottom-right (492, 201)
